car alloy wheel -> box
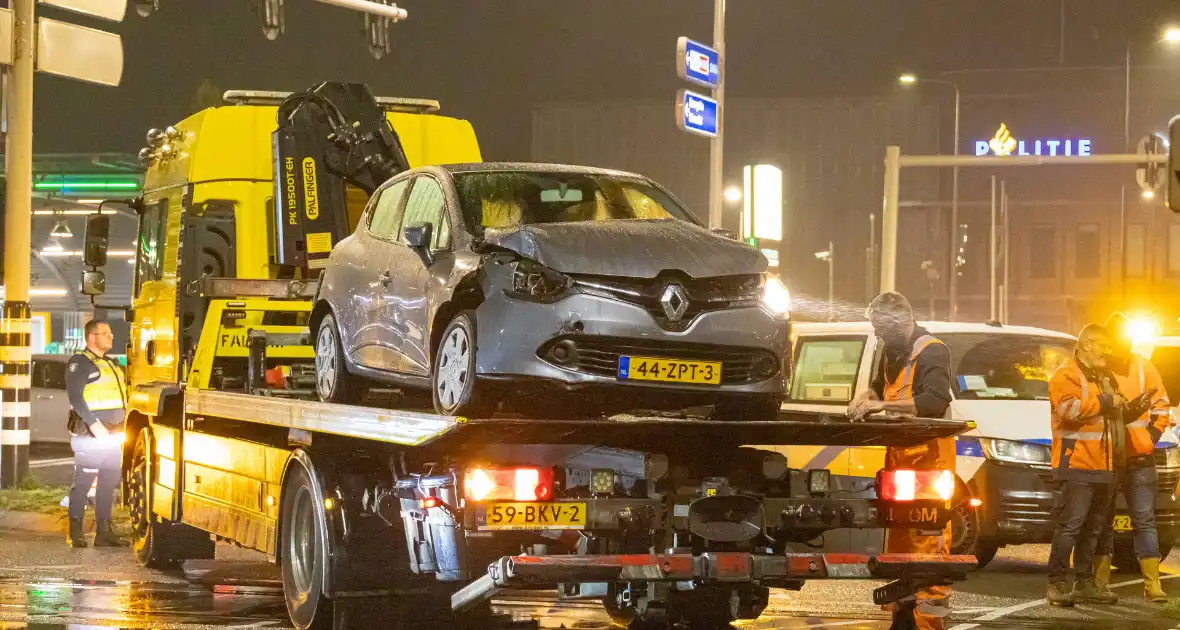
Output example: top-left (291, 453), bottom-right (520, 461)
top-left (315, 323), bottom-right (339, 401)
top-left (436, 326), bottom-right (471, 411)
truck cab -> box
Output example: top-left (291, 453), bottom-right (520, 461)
top-left (777, 321), bottom-right (1180, 568)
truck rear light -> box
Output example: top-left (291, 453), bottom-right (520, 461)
top-left (877, 469), bottom-right (955, 503)
top-left (464, 467), bottom-right (554, 502)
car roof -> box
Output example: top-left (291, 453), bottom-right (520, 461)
top-left (792, 321), bottom-right (1076, 340)
top-left (441, 162), bottom-right (649, 179)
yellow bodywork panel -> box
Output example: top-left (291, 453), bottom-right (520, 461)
top-left (187, 298), bottom-right (315, 390)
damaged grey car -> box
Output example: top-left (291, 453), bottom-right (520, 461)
top-left (311, 163), bottom-right (792, 419)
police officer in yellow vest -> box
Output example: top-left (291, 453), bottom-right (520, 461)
top-left (65, 320), bottom-right (129, 548)
top-left (849, 292), bottom-right (954, 630)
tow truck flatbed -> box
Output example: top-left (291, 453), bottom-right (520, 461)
top-left (185, 389), bottom-right (969, 450)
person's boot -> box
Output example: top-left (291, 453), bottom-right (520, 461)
top-left (1141, 558), bottom-right (1169, 603)
top-left (1095, 555), bottom-right (1113, 590)
top-left (92, 520), bottom-right (127, 547)
top-left (67, 518), bottom-right (87, 548)
top-left (1047, 581), bottom-right (1076, 607)
top-left (1074, 578), bottom-right (1119, 604)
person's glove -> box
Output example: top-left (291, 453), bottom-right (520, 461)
top-left (1123, 389), bottom-right (1157, 420)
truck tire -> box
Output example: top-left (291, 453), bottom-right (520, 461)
top-left (281, 460), bottom-right (334, 630)
top-left (431, 312), bottom-right (490, 417)
top-left (315, 313), bottom-right (364, 404)
top-left (127, 428), bottom-right (214, 569)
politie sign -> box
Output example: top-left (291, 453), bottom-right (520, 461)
top-left (676, 37), bottom-right (720, 88)
top-left (973, 123), bottom-right (1093, 157)
top-left (676, 89), bottom-right (719, 137)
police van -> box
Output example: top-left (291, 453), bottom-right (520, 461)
top-left (774, 321), bottom-right (1180, 568)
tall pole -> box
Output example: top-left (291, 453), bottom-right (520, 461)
top-left (989, 176), bottom-right (997, 322)
top-left (866, 213), bottom-right (876, 301)
top-left (707, 0), bottom-right (726, 229)
top-left (1, 0), bottom-right (35, 488)
top-left (1002, 182), bottom-right (1010, 324)
top-left (881, 146), bottom-right (901, 292)
top-left (949, 86), bottom-right (961, 321)
top-left (827, 241), bottom-right (835, 322)
top-left (707, 0), bottom-right (726, 231)
top-left (1124, 41), bottom-right (1131, 152)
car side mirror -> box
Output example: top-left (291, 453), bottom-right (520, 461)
top-left (81, 270), bottom-right (107, 296)
top-left (404, 223), bottom-right (434, 266)
top-left (711, 227), bottom-right (737, 240)
top-left (83, 214), bottom-right (111, 267)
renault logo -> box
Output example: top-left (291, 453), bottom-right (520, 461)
top-left (660, 284), bottom-right (689, 322)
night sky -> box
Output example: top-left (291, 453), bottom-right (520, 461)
top-left (27, 0), bottom-right (1180, 160)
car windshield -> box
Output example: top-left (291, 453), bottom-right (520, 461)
top-left (453, 171), bottom-right (695, 234)
top-left (940, 333), bottom-right (1075, 401)
top-left (1150, 345), bottom-right (1180, 403)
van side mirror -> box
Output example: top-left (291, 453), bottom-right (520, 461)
top-left (404, 223), bottom-right (434, 266)
top-left (83, 214), bottom-right (111, 267)
top-left (81, 270), bottom-right (107, 296)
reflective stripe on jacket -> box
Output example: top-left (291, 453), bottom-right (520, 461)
top-left (1113, 353), bottom-right (1171, 458)
top-left (80, 351), bottom-right (127, 412)
top-left (883, 335), bottom-right (956, 472)
top-left (1049, 358), bottom-right (1113, 481)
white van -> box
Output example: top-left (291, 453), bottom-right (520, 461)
top-left (777, 322), bottom-right (1180, 568)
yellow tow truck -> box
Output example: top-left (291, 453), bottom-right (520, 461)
top-left (80, 82), bottom-right (975, 630)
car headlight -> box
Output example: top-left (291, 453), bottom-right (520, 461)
top-left (506, 260), bottom-right (570, 301)
top-left (981, 438), bottom-right (1051, 466)
top-left (761, 276), bottom-right (791, 316)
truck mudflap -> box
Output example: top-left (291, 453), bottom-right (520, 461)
top-left (450, 551), bottom-right (977, 612)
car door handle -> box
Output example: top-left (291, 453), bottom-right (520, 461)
top-left (37, 394), bottom-right (54, 400)
top-left (380, 271), bottom-right (393, 286)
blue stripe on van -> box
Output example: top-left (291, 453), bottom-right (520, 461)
top-left (956, 436), bottom-right (983, 457)
top-left (1025, 438), bottom-right (1052, 446)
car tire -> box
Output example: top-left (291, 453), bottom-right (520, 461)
top-left (950, 497), bottom-right (999, 570)
top-left (714, 395), bottom-right (781, 421)
top-left (281, 460), bottom-right (333, 630)
top-left (315, 313), bottom-right (363, 404)
top-left (127, 428), bottom-right (214, 569)
top-left (431, 311), bottom-right (490, 417)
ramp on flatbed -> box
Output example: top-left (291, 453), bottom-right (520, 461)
top-left (186, 390), bottom-right (968, 450)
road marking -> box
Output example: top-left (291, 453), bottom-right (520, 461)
top-left (949, 574), bottom-right (1180, 630)
top-left (29, 457), bottom-right (74, 468)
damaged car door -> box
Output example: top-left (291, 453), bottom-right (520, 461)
top-left (348, 178), bottom-right (409, 370)
top-left (385, 175), bottom-right (452, 376)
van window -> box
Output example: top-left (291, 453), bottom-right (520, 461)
top-left (1150, 346), bottom-right (1180, 403)
top-left (789, 337), bottom-right (867, 404)
top-left (941, 334), bottom-right (1074, 401)
top-left (32, 360), bottom-right (67, 390)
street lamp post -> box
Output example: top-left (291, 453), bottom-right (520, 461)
top-left (899, 74), bottom-right (960, 320)
top-left (708, 0), bottom-right (726, 229)
top-left (815, 244), bottom-right (834, 322)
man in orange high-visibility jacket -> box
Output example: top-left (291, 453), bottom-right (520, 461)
top-left (849, 292), bottom-right (953, 630)
top-left (1094, 313), bottom-right (1171, 602)
top-left (1046, 324), bottom-right (1120, 607)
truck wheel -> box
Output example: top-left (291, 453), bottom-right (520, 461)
top-left (431, 312), bottom-right (490, 417)
top-left (315, 313), bottom-right (363, 404)
top-left (127, 428), bottom-right (213, 569)
top-left (281, 461), bottom-right (333, 630)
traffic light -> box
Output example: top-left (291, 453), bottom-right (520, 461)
top-left (1170, 116), bottom-right (1180, 213)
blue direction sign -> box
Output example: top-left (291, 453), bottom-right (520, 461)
top-left (676, 89), bottom-right (719, 138)
top-left (676, 37), bottom-right (720, 88)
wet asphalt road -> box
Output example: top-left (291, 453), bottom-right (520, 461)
top-left (0, 528), bottom-right (1178, 630)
